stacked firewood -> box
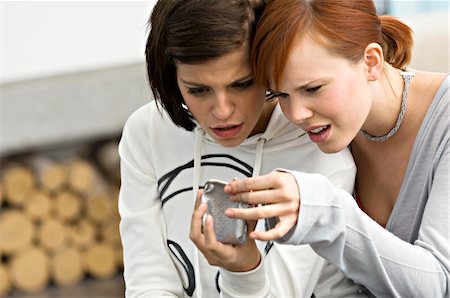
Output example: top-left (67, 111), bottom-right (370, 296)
top-left (0, 140), bottom-right (122, 296)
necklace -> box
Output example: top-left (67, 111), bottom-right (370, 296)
top-left (361, 70), bottom-right (415, 142)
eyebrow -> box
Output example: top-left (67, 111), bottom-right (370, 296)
top-left (180, 74), bottom-right (253, 87)
top-left (272, 78), bottom-right (324, 94)
top-left (294, 79), bottom-right (323, 91)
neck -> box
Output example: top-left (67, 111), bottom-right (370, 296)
top-left (360, 65), bottom-right (406, 139)
top-left (250, 99), bottom-right (278, 136)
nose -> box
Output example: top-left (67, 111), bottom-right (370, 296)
top-left (282, 99), bottom-right (313, 124)
top-left (212, 92), bottom-right (234, 120)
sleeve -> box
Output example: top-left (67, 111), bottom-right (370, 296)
top-left (280, 163), bottom-right (450, 297)
top-left (118, 108), bottom-right (183, 297)
top-left (219, 255), bottom-right (271, 298)
top-left (218, 163), bottom-right (358, 298)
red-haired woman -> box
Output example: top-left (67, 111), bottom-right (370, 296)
top-left (224, 0), bottom-right (449, 297)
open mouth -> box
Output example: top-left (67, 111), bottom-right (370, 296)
top-left (307, 125), bottom-right (331, 142)
top-left (309, 125), bottom-right (329, 134)
top-left (211, 124), bottom-right (243, 139)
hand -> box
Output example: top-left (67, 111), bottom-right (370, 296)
top-left (224, 171), bottom-right (300, 241)
top-left (189, 191), bottom-right (261, 272)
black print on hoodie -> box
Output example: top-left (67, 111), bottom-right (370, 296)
top-left (157, 154), bottom-right (273, 296)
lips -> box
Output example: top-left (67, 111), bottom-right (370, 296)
top-left (211, 123), bottom-right (243, 139)
top-left (306, 125), bottom-right (331, 143)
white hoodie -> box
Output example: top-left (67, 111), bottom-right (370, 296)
top-left (118, 101), bottom-right (363, 297)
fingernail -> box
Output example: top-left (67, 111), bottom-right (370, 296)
top-left (206, 214), bottom-right (213, 224)
top-left (224, 209), bottom-right (234, 217)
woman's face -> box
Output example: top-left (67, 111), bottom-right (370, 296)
top-left (176, 47), bottom-right (267, 147)
top-left (273, 34), bottom-right (372, 153)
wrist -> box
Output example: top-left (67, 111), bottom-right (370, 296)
top-left (238, 250), bottom-right (261, 272)
top-left (225, 245), bottom-right (261, 272)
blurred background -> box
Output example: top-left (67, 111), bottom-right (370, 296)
top-left (0, 0), bottom-right (448, 297)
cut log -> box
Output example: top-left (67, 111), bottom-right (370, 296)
top-left (0, 210), bottom-right (34, 254)
top-left (10, 247), bottom-right (49, 293)
top-left (54, 191), bottom-right (82, 222)
top-left (41, 163), bottom-right (67, 193)
top-left (51, 247), bottom-right (84, 287)
top-left (83, 242), bottom-right (116, 279)
top-left (28, 155), bottom-right (67, 193)
top-left (67, 159), bottom-right (96, 194)
top-left (67, 220), bottom-right (96, 250)
top-left (2, 165), bottom-right (35, 206)
top-left (24, 190), bottom-right (51, 221)
top-left (0, 263), bottom-right (12, 296)
top-left (86, 194), bottom-right (113, 225)
top-left (100, 218), bottom-right (121, 245)
top-left (37, 218), bottom-right (67, 253)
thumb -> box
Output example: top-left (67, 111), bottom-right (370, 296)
top-left (195, 190), bottom-right (204, 208)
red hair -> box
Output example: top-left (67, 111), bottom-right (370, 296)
top-left (251, 0), bottom-right (413, 89)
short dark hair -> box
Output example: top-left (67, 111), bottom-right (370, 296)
top-left (145, 0), bottom-right (266, 131)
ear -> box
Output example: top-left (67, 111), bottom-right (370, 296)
top-left (363, 43), bottom-right (383, 81)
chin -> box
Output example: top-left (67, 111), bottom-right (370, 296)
top-left (317, 142), bottom-right (345, 154)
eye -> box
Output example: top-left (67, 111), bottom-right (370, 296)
top-left (187, 86), bottom-right (209, 96)
top-left (277, 93), bottom-right (289, 99)
top-left (266, 90), bottom-right (289, 100)
top-left (265, 90), bottom-right (278, 101)
top-left (305, 85), bottom-right (322, 93)
top-left (232, 79), bottom-right (254, 90)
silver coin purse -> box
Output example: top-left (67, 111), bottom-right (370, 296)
top-left (201, 179), bottom-right (248, 244)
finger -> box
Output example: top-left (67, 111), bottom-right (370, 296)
top-left (229, 188), bottom-right (284, 205)
top-left (202, 216), bottom-right (240, 259)
top-left (190, 202), bottom-right (207, 243)
top-left (226, 202), bottom-right (297, 220)
top-left (249, 220), bottom-right (294, 241)
top-left (224, 174), bottom-right (276, 194)
top-left (191, 214), bottom-right (220, 265)
top-left (194, 190), bottom-right (204, 208)
top-left (202, 215), bottom-right (229, 255)
top-left (202, 214), bottom-right (219, 246)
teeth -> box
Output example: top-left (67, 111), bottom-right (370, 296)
top-left (310, 126), bottom-right (327, 134)
top-left (217, 125), bottom-right (237, 131)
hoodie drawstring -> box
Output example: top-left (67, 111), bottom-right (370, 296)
top-left (193, 127), bottom-right (204, 203)
top-left (193, 127), bottom-right (204, 298)
top-left (252, 137), bottom-right (266, 177)
top-left (253, 137), bottom-right (268, 252)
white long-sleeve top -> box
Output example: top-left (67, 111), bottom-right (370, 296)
top-left (279, 76), bottom-right (450, 297)
top-left (118, 101), bottom-right (363, 297)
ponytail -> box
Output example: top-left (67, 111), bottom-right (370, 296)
top-left (379, 15), bottom-right (414, 69)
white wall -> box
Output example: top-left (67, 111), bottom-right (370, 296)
top-left (408, 10), bottom-right (449, 73)
top-left (389, 1), bottom-right (449, 73)
top-left (2, 0), bottom-right (447, 83)
top-left (1, 1), bottom-right (156, 83)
